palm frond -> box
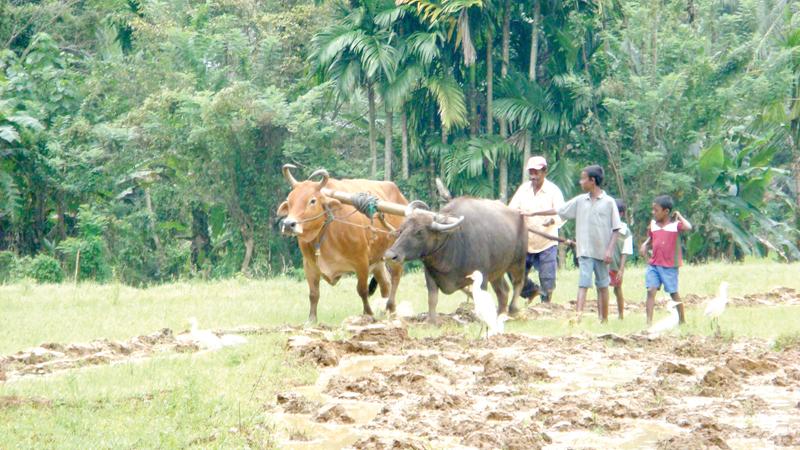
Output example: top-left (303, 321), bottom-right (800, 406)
top-left (426, 73), bottom-right (467, 130)
top-left (382, 63), bottom-right (423, 109)
top-left (374, 7), bottom-right (407, 28)
top-left (407, 31), bottom-right (442, 67)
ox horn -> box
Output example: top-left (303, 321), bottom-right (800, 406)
top-left (282, 164), bottom-right (299, 187)
top-left (404, 200), bottom-right (430, 217)
top-left (430, 215), bottom-right (464, 232)
top-left (308, 169), bottom-right (329, 189)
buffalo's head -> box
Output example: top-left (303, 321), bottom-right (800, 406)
top-left (277, 164), bottom-right (341, 243)
top-left (384, 201), bottom-right (464, 263)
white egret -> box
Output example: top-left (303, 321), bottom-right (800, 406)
top-left (647, 300), bottom-right (682, 336)
top-left (467, 270), bottom-right (505, 339)
top-left (179, 318), bottom-right (247, 351)
top-left (703, 281), bottom-right (729, 334)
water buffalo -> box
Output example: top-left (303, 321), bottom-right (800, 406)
top-left (277, 165), bottom-right (407, 323)
top-left (384, 197), bottom-right (527, 324)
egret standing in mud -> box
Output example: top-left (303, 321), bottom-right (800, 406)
top-left (646, 300), bottom-right (683, 336)
top-left (704, 281), bottom-right (729, 335)
top-left (467, 270), bottom-right (509, 339)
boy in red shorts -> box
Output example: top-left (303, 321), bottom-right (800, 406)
top-left (639, 195), bottom-right (693, 325)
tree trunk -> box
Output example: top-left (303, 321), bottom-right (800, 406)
top-left (440, 125), bottom-right (448, 180)
top-left (143, 186), bottom-right (164, 272)
top-left (56, 190), bottom-right (67, 241)
top-left (191, 202), bottom-right (212, 274)
top-left (384, 102), bottom-right (393, 181)
top-left (469, 64), bottom-right (478, 137)
top-left (524, 0), bottom-right (540, 182)
top-left (368, 84), bottom-right (378, 178)
top-left (401, 106), bottom-right (409, 179)
top-left (241, 226), bottom-right (254, 274)
top-left (498, 0), bottom-right (511, 202)
top-left (486, 27), bottom-right (495, 196)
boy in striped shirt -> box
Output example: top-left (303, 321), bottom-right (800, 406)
top-left (639, 195), bottom-right (693, 325)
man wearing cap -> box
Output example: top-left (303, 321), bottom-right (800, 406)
top-left (508, 156), bottom-right (565, 303)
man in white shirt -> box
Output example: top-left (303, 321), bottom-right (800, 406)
top-left (508, 156), bottom-right (565, 303)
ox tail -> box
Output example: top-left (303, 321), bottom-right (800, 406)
top-left (368, 276), bottom-right (379, 296)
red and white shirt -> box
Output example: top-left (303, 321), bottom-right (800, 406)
top-left (648, 220), bottom-right (686, 268)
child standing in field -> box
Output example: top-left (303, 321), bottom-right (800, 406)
top-left (640, 195), bottom-right (693, 325)
top-left (609, 198), bottom-right (633, 320)
top-left (524, 165), bottom-right (621, 322)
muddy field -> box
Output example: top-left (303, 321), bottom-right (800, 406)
top-left (1, 289), bottom-right (799, 449)
top-left (280, 321), bottom-right (800, 449)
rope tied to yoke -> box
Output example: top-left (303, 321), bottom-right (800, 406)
top-left (350, 192), bottom-right (380, 220)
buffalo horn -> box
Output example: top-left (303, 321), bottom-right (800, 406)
top-left (430, 215), bottom-right (464, 232)
top-left (404, 200), bottom-right (430, 216)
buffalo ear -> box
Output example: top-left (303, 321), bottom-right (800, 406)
top-left (277, 201), bottom-right (289, 216)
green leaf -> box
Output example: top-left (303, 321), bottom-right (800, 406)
top-left (0, 126), bottom-right (19, 144)
top-left (698, 143), bottom-right (724, 186)
top-left (686, 233), bottom-right (705, 260)
top-left (739, 169), bottom-right (773, 206)
top-left (7, 115), bottom-right (44, 131)
top-left (709, 211), bottom-right (762, 257)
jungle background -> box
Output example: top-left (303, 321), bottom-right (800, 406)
top-left (2, 0), bottom-right (800, 285)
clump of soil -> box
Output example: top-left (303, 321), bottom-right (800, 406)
top-left (0, 328), bottom-right (200, 381)
top-left (656, 361), bottom-right (695, 376)
top-left (773, 432), bottom-right (800, 446)
top-left (348, 435), bottom-right (427, 450)
top-left (725, 356), bottom-right (778, 376)
top-left (657, 417), bottom-right (732, 450)
top-left (292, 339), bottom-right (339, 367)
top-left (276, 392), bottom-right (319, 414)
top-left (327, 375), bottom-right (391, 398)
top-left (699, 366), bottom-right (740, 396)
top-left (461, 422), bottom-right (549, 450)
top-left (313, 403), bottom-right (354, 424)
top-left (481, 353), bottom-right (552, 383)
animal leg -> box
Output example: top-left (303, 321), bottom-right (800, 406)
top-left (356, 267), bottom-right (374, 317)
top-left (490, 277), bottom-right (509, 315)
top-left (385, 260), bottom-right (403, 314)
top-left (423, 268), bottom-right (440, 325)
top-left (304, 260), bottom-right (321, 325)
top-left (506, 263), bottom-right (525, 315)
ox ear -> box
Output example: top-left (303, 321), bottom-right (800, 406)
top-left (277, 201), bottom-right (289, 217)
top-left (324, 197), bottom-right (341, 209)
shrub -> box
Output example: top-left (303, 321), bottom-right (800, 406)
top-left (27, 254), bottom-right (64, 283)
top-left (0, 251), bottom-right (16, 283)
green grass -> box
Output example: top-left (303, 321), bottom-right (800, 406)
top-left (1, 259), bottom-right (800, 448)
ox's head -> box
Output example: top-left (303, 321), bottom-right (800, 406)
top-left (384, 201), bottom-right (464, 263)
top-left (276, 164), bottom-right (341, 243)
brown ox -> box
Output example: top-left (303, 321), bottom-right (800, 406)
top-left (277, 165), bottom-right (407, 323)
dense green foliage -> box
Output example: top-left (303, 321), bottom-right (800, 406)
top-left (1, 0), bottom-right (799, 284)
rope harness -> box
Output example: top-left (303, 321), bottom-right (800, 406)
top-left (304, 195), bottom-right (396, 257)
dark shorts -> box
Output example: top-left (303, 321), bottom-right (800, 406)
top-left (525, 246), bottom-right (557, 292)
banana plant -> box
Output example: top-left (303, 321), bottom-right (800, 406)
top-left (688, 138), bottom-right (799, 261)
